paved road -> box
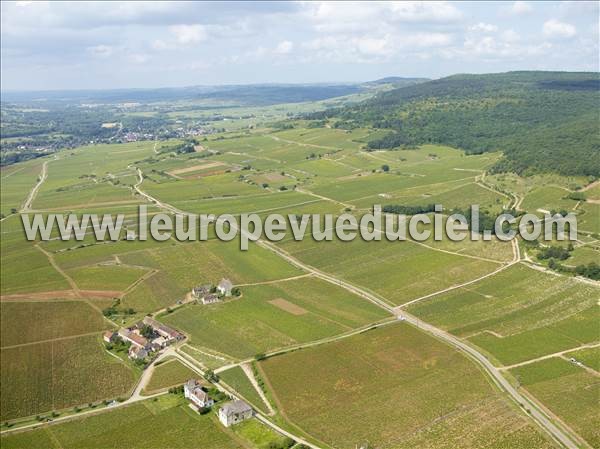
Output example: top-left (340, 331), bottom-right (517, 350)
top-left (130, 166), bottom-right (582, 449)
top-left (173, 351), bottom-right (322, 449)
top-left (250, 239), bottom-right (578, 448)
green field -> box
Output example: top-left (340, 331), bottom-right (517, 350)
top-left (0, 396), bottom-right (243, 449)
top-left (161, 276), bottom-right (389, 359)
top-left (521, 186), bottom-right (578, 213)
top-left (407, 264), bottom-right (600, 365)
top-left (1, 335), bottom-right (136, 420)
top-left (32, 142), bottom-right (152, 211)
top-left (1, 301), bottom-right (110, 347)
top-left (1, 216), bottom-right (70, 295)
top-left (279, 235), bottom-right (502, 307)
top-left (120, 240), bottom-right (303, 313)
top-left (259, 323), bottom-right (553, 449)
top-left (578, 202), bottom-right (600, 234)
top-left (219, 365), bottom-right (269, 414)
top-left (1, 111), bottom-right (597, 449)
top-left (565, 346), bottom-right (600, 372)
top-left (510, 358), bottom-right (599, 448)
top-left (143, 358), bottom-right (200, 394)
top-left (0, 158), bottom-right (45, 216)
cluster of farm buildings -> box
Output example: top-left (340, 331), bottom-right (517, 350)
top-left (104, 316), bottom-right (184, 360)
top-left (102, 277), bottom-right (253, 428)
top-left (192, 278), bottom-right (234, 304)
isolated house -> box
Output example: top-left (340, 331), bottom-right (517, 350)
top-left (217, 278), bottom-right (233, 296)
top-left (218, 400), bottom-right (253, 427)
top-left (184, 379), bottom-right (214, 409)
top-left (201, 293), bottom-right (220, 305)
top-left (192, 284), bottom-right (212, 298)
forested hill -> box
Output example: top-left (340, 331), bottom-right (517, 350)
top-left (308, 71), bottom-right (600, 177)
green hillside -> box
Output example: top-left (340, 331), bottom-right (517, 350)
top-left (308, 71), bottom-right (600, 177)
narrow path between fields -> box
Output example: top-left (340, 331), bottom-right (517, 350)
top-left (240, 363), bottom-right (275, 415)
top-left (498, 342), bottom-right (600, 371)
top-left (21, 158), bottom-right (51, 212)
top-left (126, 165), bottom-right (583, 449)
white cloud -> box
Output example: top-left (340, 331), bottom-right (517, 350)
top-left (469, 22), bottom-right (498, 33)
top-left (356, 36), bottom-right (392, 56)
top-left (501, 29), bottom-right (520, 43)
top-left (169, 24), bottom-right (207, 45)
top-left (543, 19), bottom-right (576, 38)
top-left (406, 32), bottom-right (453, 47)
top-left (87, 44), bottom-right (113, 57)
top-left (303, 1), bottom-right (462, 33)
top-left (151, 39), bottom-right (169, 50)
top-left (130, 53), bottom-right (149, 64)
top-left (387, 1), bottom-right (462, 23)
top-left (274, 40), bottom-right (294, 54)
top-left (511, 1), bottom-right (533, 15)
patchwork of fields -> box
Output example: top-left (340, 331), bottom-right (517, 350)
top-left (407, 264), bottom-right (600, 365)
top-left (1, 124), bottom-right (598, 448)
top-left (0, 396), bottom-right (244, 449)
top-left (509, 355), bottom-right (599, 448)
top-left (259, 323), bottom-right (554, 449)
top-left (161, 276), bottom-right (390, 359)
top-left (1, 335), bottom-right (136, 420)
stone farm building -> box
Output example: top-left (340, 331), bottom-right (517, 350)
top-left (184, 379), bottom-right (214, 409)
top-left (142, 317), bottom-right (184, 344)
top-left (201, 293), bottom-right (220, 305)
top-left (103, 331), bottom-right (115, 343)
top-left (192, 284), bottom-right (212, 299)
top-left (218, 400), bottom-right (253, 427)
top-left (118, 329), bottom-right (149, 349)
top-left (217, 278), bottom-right (233, 296)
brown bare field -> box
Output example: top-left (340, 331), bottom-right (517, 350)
top-left (1, 289), bottom-right (122, 301)
top-left (168, 161), bottom-right (225, 176)
top-left (268, 298), bottom-right (308, 316)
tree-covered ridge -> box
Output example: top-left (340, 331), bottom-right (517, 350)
top-left (308, 71), bottom-right (600, 177)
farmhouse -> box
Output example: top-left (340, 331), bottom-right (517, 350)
top-left (118, 329), bottom-right (149, 349)
top-left (201, 293), bottom-right (221, 305)
top-left (192, 284), bottom-right (212, 298)
top-left (142, 317), bottom-right (184, 343)
top-left (151, 336), bottom-right (169, 350)
top-left (184, 379), bottom-right (214, 409)
top-left (103, 331), bottom-right (115, 343)
top-left (218, 400), bottom-right (253, 427)
top-left (217, 278), bottom-right (233, 296)
top-left (128, 346), bottom-right (148, 360)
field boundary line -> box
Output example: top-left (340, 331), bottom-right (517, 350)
top-left (20, 157), bottom-right (52, 212)
top-left (131, 160), bottom-right (580, 448)
top-left (173, 350), bottom-right (325, 449)
top-left (1, 331), bottom-right (107, 350)
top-left (397, 261), bottom-right (518, 309)
top-left (499, 342), bottom-right (600, 371)
top-left (241, 362), bottom-right (275, 415)
top-left (235, 273), bottom-right (312, 287)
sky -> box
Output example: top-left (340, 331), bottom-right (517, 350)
top-left (1, 1), bottom-right (599, 91)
